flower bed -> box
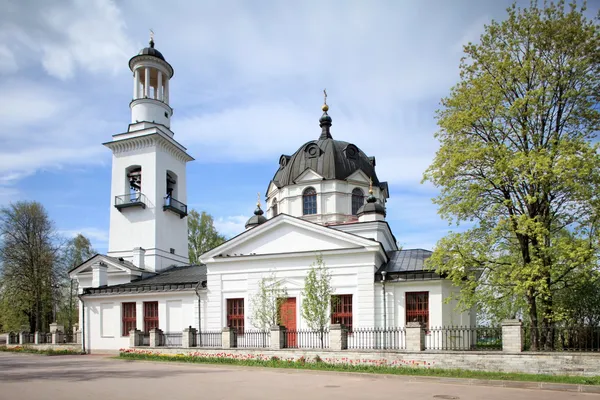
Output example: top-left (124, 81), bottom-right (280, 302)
top-left (0, 345), bottom-right (83, 356)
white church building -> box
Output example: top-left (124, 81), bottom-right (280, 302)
top-left (69, 37), bottom-right (474, 352)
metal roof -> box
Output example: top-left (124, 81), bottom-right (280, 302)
top-left (83, 265), bottom-right (206, 296)
top-left (377, 249), bottom-right (433, 274)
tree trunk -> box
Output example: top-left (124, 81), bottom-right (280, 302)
top-left (527, 293), bottom-right (539, 351)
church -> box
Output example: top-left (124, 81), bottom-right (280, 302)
top-left (69, 37), bottom-right (474, 352)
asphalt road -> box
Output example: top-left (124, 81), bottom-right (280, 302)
top-left (0, 353), bottom-right (597, 400)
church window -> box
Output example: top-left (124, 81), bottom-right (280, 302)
top-left (406, 292), bottom-right (429, 328)
top-left (122, 302), bottom-right (137, 336)
top-left (227, 298), bottom-right (244, 334)
top-left (351, 188), bottom-right (364, 215)
top-left (143, 301), bottom-right (159, 333)
top-left (331, 295), bottom-right (353, 332)
top-left (272, 198), bottom-right (278, 217)
top-left (303, 187), bottom-right (317, 215)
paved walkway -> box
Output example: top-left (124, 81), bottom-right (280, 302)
top-left (0, 353), bottom-right (598, 400)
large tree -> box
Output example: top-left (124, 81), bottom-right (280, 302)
top-left (188, 210), bottom-right (226, 264)
top-left (423, 1), bottom-right (600, 349)
top-left (0, 202), bottom-right (62, 332)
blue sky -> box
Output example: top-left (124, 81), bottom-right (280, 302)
top-left (1, 0), bottom-right (597, 253)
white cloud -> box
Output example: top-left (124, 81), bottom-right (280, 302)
top-left (213, 215), bottom-right (247, 239)
top-left (0, 0), bottom-right (135, 80)
top-left (0, 44), bottom-right (17, 74)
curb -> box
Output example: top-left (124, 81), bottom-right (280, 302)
top-left (110, 356), bottom-right (600, 393)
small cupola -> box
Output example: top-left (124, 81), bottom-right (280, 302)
top-left (357, 178), bottom-right (386, 222)
top-left (319, 89), bottom-right (333, 140)
top-left (245, 194), bottom-right (268, 229)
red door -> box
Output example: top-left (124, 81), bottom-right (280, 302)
top-left (279, 298), bottom-right (296, 347)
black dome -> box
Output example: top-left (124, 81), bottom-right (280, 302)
top-left (271, 138), bottom-right (379, 188)
top-left (138, 46), bottom-right (165, 61)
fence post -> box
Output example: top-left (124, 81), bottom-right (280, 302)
top-left (222, 327), bottom-right (236, 348)
top-left (183, 326), bottom-right (197, 348)
top-left (150, 328), bottom-right (163, 347)
top-left (406, 322), bottom-right (424, 351)
top-left (18, 331), bottom-right (27, 345)
top-left (330, 324), bottom-right (348, 350)
top-left (34, 331), bottom-right (42, 345)
top-left (129, 329), bottom-right (142, 347)
top-left (270, 325), bottom-right (286, 349)
top-left (52, 331), bottom-right (64, 345)
top-left (501, 319), bottom-right (523, 352)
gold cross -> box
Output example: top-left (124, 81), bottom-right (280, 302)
top-left (323, 88), bottom-right (327, 105)
top-left (150, 29), bottom-right (154, 42)
top-left (256, 192), bottom-right (261, 207)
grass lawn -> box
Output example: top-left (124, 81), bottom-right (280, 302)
top-left (118, 351), bottom-right (600, 386)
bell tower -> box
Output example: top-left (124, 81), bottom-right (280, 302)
top-left (103, 33), bottom-right (193, 272)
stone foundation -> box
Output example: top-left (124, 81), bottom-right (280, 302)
top-left (128, 347), bottom-right (600, 377)
top-left (6, 343), bottom-right (81, 352)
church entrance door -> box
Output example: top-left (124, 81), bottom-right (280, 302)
top-left (279, 297), bottom-right (296, 347)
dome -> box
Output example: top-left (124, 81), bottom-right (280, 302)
top-left (271, 138), bottom-right (379, 188)
top-left (138, 46), bottom-right (165, 61)
top-left (357, 197), bottom-right (386, 217)
top-left (245, 205), bottom-right (267, 229)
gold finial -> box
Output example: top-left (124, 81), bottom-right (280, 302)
top-left (149, 29), bottom-right (155, 47)
top-left (256, 192), bottom-right (261, 208)
top-left (322, 88), bottom-right (329, 112)
top-left (369, 177), bottom-right (373, 194)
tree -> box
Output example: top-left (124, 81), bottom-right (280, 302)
top-left (423, 1), bottom-right (600, 350)
top-left (251, 272), bottom-right (288, 330)
top-left (188, 210), bottom-right (226, 264)
top-left (0, 202), bottom-right (62, 332)
top-left (58, 234), bottom-right (96, 332)
top-left (301, 255), bottom-right (336, 348)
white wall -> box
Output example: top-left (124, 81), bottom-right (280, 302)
top-left (205, 251), bottom-right (377, 331)
top-left (81, 291), bottom-right (202, 352)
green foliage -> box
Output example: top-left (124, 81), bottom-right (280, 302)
top-left (118, 350), bottom-right (600, 385)
top-left (0, 346), bottom-right (83, 355)
top-left (423, 0), bottom-right (600, 348)
top-left (0, 201), bottom-right (62, 332)
top-left (250, 272), bottom-right (288, 330)
top-left (188, 210), bottom-right (226, 264)
top-left (301, 255), bottom-right (335, 342)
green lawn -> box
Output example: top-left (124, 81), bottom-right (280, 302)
top-left (118, 351), bottom-right (600, 386)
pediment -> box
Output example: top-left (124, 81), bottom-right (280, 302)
top-left (346, 169), bottom-right (370, 184)
top-left (294, 168), bottom-right (324, 184)
top-left (69, 254), bottom-right (143, 279)
top-left (201, 214), bottom-right (382, 262)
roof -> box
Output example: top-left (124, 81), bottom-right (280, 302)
top-left (68, 253), bottom-right (146, 274)
top-left (271, 138), bottom-right (380, 189)
top-left (82, 265), bottom-right (206, 296)
top-left (377, 249), bottom-right (433, 274)
top-left (138, 46), bottom-right (165, 60)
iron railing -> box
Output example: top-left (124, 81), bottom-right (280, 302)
top-left (114, 193), bottom-right (148, 209)
top-left (163, 332), bottom-right (183, 347)
top-left (284, 329), bottom-right (329, 349)
top-left (347, 327), bottom-right (406, 350)
top-left (63, 332), bottom-right (74, 343)
top-left (523, 325), bottom-right (600, 352)
top-left (8, 332), bottom-right (19, 344)
top-left (163, 196), bottom-right (188, 217)
top-left (22, 333), bottom-right (35, 344)
top-left (425, 326), bottom-right (502, 351)
top-left (196, 331), bottom-right (222, 347)
top-left (235, 330), bottom-right (270, 348)
top-left (142, 333), bottom-right (150, 346)
top-left (37, 333), bottom-right (53, 344)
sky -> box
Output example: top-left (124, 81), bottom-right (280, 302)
top-left (1, 0), bottom-right (597, 254)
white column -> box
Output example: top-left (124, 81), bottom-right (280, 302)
top-left (144, 67), bottom-right (150, 98)
top-left (133, 68), bottom-right (140, 99)
top-left (157, 71), bottom-right (162, 101)
top-left (164, 78), bottom-right (169, 104)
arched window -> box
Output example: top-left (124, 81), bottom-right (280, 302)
top-left (303, 187), bottom-right (317, 215)
top-left (351, 188), bottom-right (364, 215)
top-left (272, 198), bottom-right (278, 217)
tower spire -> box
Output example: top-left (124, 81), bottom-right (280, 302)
top-left (319, 88), bottom-right (332, 140)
